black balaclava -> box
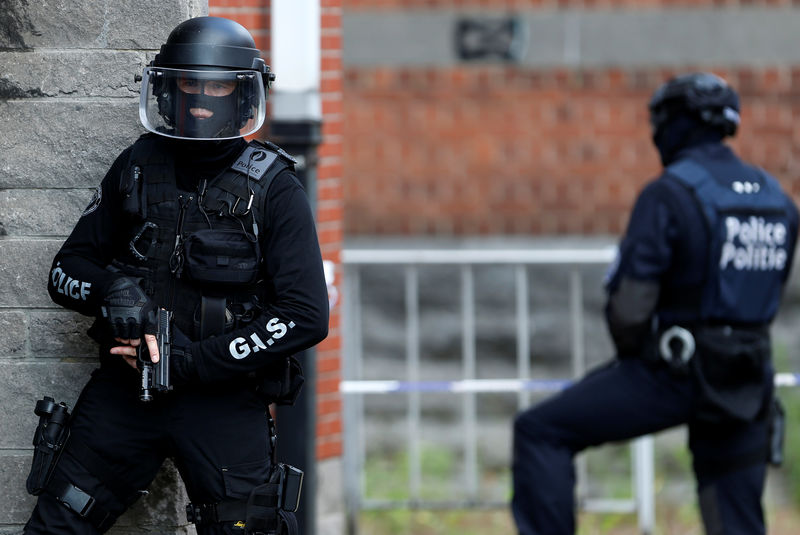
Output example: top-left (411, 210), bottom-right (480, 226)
top-left (166, 136), bottom-right (247, 191)
top-left (653, 111), bottom-right (725, 166)
top-left (173, 89), bottom-right (240, 139)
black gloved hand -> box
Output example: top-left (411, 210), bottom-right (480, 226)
top-left (100, 277), bottom-right (157, 340)
top-left (170, 324), bottom-right (198, 385)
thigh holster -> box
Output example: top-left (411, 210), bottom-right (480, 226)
top-left (26, 396), bottom-right (145, 532)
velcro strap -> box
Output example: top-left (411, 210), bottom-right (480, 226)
top-left (65, 438), bottom-right (140, 506)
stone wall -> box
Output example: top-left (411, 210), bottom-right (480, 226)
top-left (0, 1), bottom-right (206, 533)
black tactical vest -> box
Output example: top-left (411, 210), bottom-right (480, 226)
top-left (112, 134), bottom-right (295, 340)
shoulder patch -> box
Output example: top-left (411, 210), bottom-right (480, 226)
top-left (230, 145), bottom-right (279, 181)
top-left (81, 186), bottom-right (102, 217)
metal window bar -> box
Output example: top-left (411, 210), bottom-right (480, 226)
top-left (340, 247), bottom-right (644, 527)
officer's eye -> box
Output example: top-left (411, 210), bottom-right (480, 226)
top-left (177, 79), bottom-right (201, 94)
top-left (205, 81), bottom-right (237, 97)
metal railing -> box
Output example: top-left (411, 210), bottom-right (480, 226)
top-left (339, 247), bottom-right (800, 535)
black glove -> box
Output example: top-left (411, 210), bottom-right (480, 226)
top-left (100, 277), bottom-right (157, 340)
top-left (170, 324), bottom-right (198, 385)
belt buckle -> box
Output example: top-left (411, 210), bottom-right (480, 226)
top-left (58, 484), bottom-right (95, 517)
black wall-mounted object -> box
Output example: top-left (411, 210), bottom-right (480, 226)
top-left (455, 16), bottom-right (528, 63)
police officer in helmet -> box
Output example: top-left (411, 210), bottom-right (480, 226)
top-left (24, 16), bottom-right (328, 535)
top-left (512, 73), bottom-right (799, 534)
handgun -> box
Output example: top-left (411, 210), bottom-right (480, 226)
top-left (139, 308), bottom-right (172, 402)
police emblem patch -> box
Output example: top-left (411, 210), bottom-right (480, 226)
top-left (81, 186), bottom-right (102, 217)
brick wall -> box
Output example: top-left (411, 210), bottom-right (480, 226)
top-left (316, 0), bottom-right (345, 461)
top-left (209, 0), bottom-right (345, 463)
top-left (342, 4), bottom-right (800, 236)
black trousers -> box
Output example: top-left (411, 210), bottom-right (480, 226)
top-left (24, 366), bottom-right (273, 535)
top-left (512, 358), bottom-right (771, 535)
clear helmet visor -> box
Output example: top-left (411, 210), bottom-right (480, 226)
top-left (139, 67), bottom-right (266, 140)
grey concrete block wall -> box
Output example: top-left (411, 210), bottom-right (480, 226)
top-left (0, 1), bottom-right (206, 533)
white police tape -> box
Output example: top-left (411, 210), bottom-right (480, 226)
top-left (340, 373), bottom-right (800, 394)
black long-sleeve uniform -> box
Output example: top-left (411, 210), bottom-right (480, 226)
top-left (47, 137), bottom-right (329, 383)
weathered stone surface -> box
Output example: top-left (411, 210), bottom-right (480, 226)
top-left (112, 460), bottom-right (194, 534)
top-left (0, 455), bottom-right (194, 532)
top-left (1, 51), bottom-right (148, 100)
top-left (0, 0), bottom-right (207, 50)
top-left (0, 361), bottom-right (94, 449)
top-left (0, 239), bottom-right (62, 308)
top-left (0, 189), bottom-right (89, 237)
top-left (0, 100), bottom-right (144, 189)
top-left (0, 311), bottom-right (28, 357)
top-left (0, 453), bottom-right (37, 525)
top-left (0, 1), bottom-right (209, 533)
top-left (30, 310), bottom-right (98, 358)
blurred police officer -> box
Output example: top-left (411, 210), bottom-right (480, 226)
top-left (24, 16), bottom-right (328, 535)
top-left (512, 73), bottom-right (799, 534)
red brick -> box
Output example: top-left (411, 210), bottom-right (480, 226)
top-left (316, 418), bottom-right (342, 437)
top-left (317, 397), bottom-right (342, 417)
top-left (316, 439), bottom-right (343, 460)
top-left (317, 354), bottom-right (341, 373)
top-left (317, 376), bottom-right (341, 396)
top-left (321, 12), bottom-right (342, 29)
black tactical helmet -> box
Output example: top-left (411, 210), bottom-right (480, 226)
top-left (649, 72), bottom-right (740, 139)
top-left (139, 16), bottom-right (275, 140)
top-left (153, 16), bottom-right (270, 74)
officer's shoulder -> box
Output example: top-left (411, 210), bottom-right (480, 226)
top-left (124, 132), bottom-right (164, 157)
top-left (251, 139), bottom-right (297, 166)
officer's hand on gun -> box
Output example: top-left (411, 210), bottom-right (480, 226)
top-left (101, 277), bottom-right (160, 368)
top-left (101, 276), bottom-right (196, 398)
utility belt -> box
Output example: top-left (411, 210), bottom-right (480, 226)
top-left (649, 323), bottom-right (783, 465)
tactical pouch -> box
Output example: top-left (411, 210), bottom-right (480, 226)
top-left (26, 397), bottom-right (71, 495)
top-left (691, 326), bottom-right (771, 424)
top-left (184, 229), bottom-right (260, 285)
top-left (256, 356), bottom-right (305, 406)
top-left (120, 164), bottom-right (147, 219)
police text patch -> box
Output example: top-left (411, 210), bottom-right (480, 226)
top-left (230, 147), bottom-right (278, 180)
